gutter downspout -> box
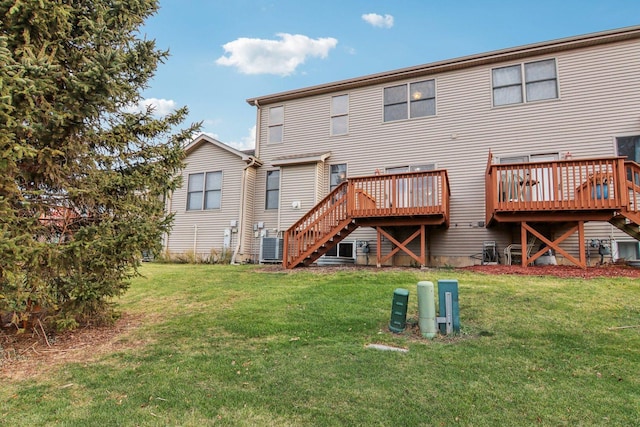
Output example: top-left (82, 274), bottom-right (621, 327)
top-left (164, 191), bottom-right (172, 256)
top-left (232, 157), bottom-right (257, 264)
top-left (232, 99), bottom-right (261, 264)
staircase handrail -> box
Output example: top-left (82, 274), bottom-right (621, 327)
top-left (284, 182), bottom-right (350, 268)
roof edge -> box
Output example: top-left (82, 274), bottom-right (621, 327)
top-left (185, 134), bottom-right (262, 165)
top-left (246, 25), bottom-right (640, 106)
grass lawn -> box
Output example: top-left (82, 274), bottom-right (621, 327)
top-left (1, 263), bottom-right (639, 426)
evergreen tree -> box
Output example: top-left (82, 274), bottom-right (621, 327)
top-left (0, 0), bottom-right (198, 330)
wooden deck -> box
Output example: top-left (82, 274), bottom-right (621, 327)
top-left (283, 155), bottom-right (640, 269)
top-left (283, 170), bottom-right (450, 269)
top-left (485, 153), bottom-right (640, 267)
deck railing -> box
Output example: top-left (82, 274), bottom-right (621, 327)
top-left (486, 153), bottom-right (629, 223)
top-left (284, 170), bottom-right (450, 268)
top-left (624, 161), bottom-right (640, 218)
top-left (347, 170), bottom-right (450, 218)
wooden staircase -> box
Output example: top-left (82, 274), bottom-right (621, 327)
top-left (283, 182), bottom-right (355, 268)
top-left (608, 161), bottom-right (640, 240)
top-left (283, 170), bottom-right (450, 269)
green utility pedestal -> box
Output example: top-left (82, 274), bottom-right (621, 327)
top-left (389, 288), bottom-right (410, 333)
top-left (438, 279), bottom-right (460, 334)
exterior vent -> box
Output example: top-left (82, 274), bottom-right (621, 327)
top-left (260, 237), bottom-right (284, 263)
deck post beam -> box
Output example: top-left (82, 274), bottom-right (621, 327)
top-left (376, 228), bottom-right (382, 268)
top-left (420, 224), bottom-right (426, 268)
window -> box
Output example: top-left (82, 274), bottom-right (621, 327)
top-left (492, 59), bottom-right (558, 106)
top-left (617, 241), bottom-right (639, 260)
top-left (410, 164), bottom-right (435, 172)
top-left (386, 164), bottom-right (435, 173)
top-left (498, 153), bottom-right (559, 202)
top-left (330, 164), bottom-right (347, 191)
top-left (265, 170), bottom-right (280, 209)
top-left (331, 94), bottom-right (349, 135)
top-left (325, 241), bottom-right (355, 258)
top-left (617, 135), bottom-right (640, 183)
top-left (617, 135), bottom-right (640, 162)
top-left (268, 106), bottom-right (283, 143)
top-left (204, 172), bottom-right (222, 209)
top-left (187, 171), bottom-right (222, 210)
top-left (499, 155), bottom-right (529, 164)
top-left (386, 164), bottom-right (436, 208)
top-left (384, 80), bottom-right (435, 122)
top-left (498, 153), bottom-right (559, 164)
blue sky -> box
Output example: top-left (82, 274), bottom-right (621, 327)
top-left (139, 0), bottom-right (640, 150)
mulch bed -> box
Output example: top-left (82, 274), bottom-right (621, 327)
top-left (461, 263), bottom-right (640, 278)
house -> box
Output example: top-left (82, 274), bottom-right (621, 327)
top-left (167, 25), bottom-right (640, 268)
top-left (163, 134), bottom-right (262, 263)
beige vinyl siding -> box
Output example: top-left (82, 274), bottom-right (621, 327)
top-left (279, 164), bottom-right (318, 228)
top-left (167, 142), bottom-right (246, 259)
top-left (253, 38), bottom-right (640, 265)
top-left (316, 162), bottom-right (326, 203)
top-left (251, 166), bottom-right (286, 262)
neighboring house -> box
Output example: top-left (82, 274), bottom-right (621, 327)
top-left (164, 134), bottom-right (261, 263)
top-left (166, 26), bottom-right (640, 268)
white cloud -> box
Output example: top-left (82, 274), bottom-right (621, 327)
top-left (192, 127), bottom-right (256, 152)
top-left (200, 131), bottom-right (220, 140)
top-left (362, 13), bottom-right (394, 29)
top-left (228, 126), bottom-right (256, 151)
top-left (124, 98), bottom-right (177, 116)
top-left (216, 33), bottom-right (338, 76)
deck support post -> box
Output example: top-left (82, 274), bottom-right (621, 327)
top-left (376, 229), bottom-right (382, 268)
top-left (420, 224), bottom-right (426, 268)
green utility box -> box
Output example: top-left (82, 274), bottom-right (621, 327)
top-left (438, 279), bottom-right (460, 334)
top-left (389, 288), bottom-right (410, 333)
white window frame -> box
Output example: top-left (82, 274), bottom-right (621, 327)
top-left (186, 171), bottom-right (222, 211)
top-left (383, 79), bottom-right (436, 122)
top-left (324, 240), bottom-right (356, 259)
top-left (330, 94), bottom-right (349, 136)
top-left (492, 58), bottom-right (558, 107)
top-left (268, 106), bottom-right (284, 144)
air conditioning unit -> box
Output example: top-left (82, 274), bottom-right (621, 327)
top-left (260, 237), bottom-right (284, 263)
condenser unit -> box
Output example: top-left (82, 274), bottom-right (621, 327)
top-left (260, 237), bottom-right (284, 263)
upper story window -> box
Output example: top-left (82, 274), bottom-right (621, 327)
top-left (331, 95), bottom-right (349, 136)
top-left (492, 59), bottom-right (558, 106)
top-left (268, 106), bottom-right (284, 143)
top-left (384, 79), bottom-right (435, 122)
top-left (187, 171), bottom-right (222, 210)
top-left (265, 170), bottom-right (280, 209)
